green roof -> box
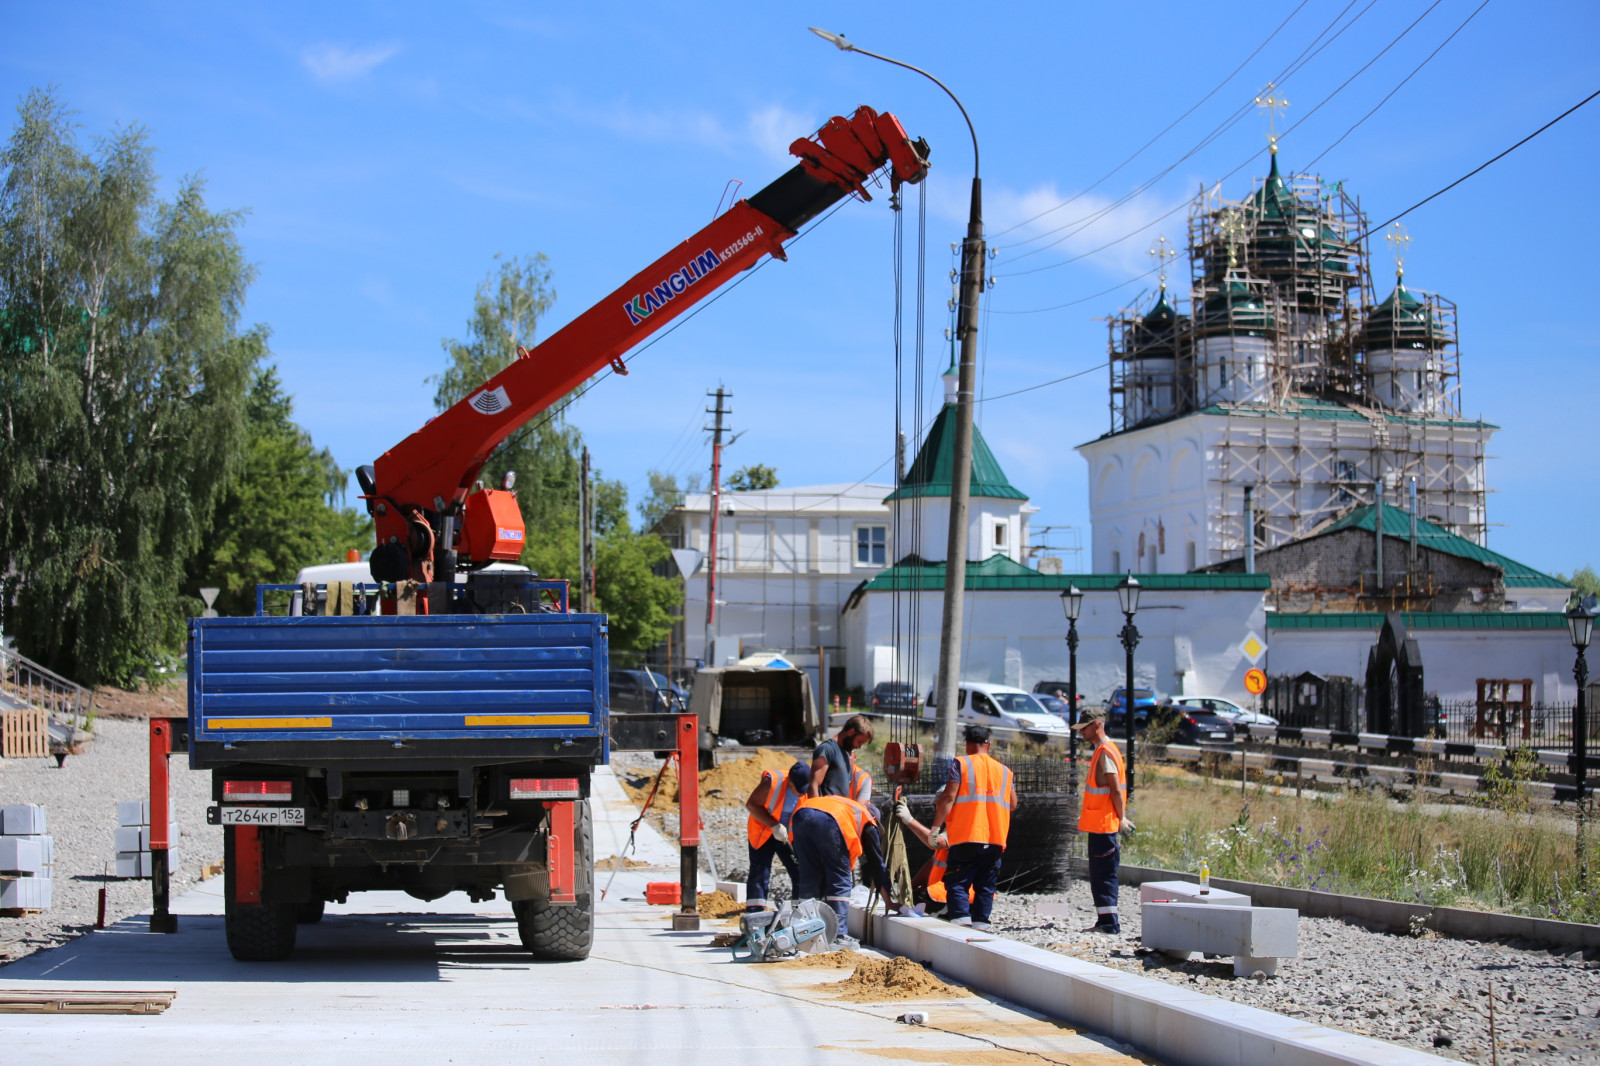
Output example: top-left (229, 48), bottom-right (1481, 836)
top-left (885, 403), bottom-right (1028, 502)
top-left (1321, 503), bottom-right (1569, 589)
top-left (861, 555), bottom-right (1271, 593)
top-left (1083, 395), bottom-right (1498, 447)
top-left (1268, 611), bottom-right (1569, 631)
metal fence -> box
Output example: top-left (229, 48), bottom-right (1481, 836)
top-left (1432, 698), bottom-right (1591, 749)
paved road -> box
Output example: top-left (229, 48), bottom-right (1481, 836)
top-left (0, 768), bottom-right (1147, 1065)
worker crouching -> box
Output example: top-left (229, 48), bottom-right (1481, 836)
top-left (928, 725), bottom-right (1016, 932)
top-left (791, 794), bottom-right (894, 942)
top-left (743, 761), bottom-right (811, 911)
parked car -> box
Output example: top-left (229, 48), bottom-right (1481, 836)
top-left (870, 681), bottom-right (921, 714)
top-left (1034, 692), bottom-right (1073, 723)
top-left (1173, 695), bottom-right (1278, 728)
top-left (923, 681), bottom-right (1070, 743)
top-left (609, 668), bottom-right (687, 714)
top-left (1154, 701), bottom-right (1238, 745)
top-left (1105, 687), bottom-right (1159, 727)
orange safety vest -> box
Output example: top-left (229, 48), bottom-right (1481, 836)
top-left (924, 846), bottom-right (974, 904)
top-left (848, 763), bottom-right (872, 803)
top-left (797, 795), bottom-right (877, 865)
top-left (747, 770), bottom-right (793, 848)
top-left (1078, 741), bottom-right (1126, 834)
top-left (946, 753), bottom-right (1015, 848)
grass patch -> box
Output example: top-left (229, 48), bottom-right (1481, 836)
top-left (1124, 774), bottom-right (1600, 924)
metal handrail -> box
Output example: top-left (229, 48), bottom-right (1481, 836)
top-left (0, 646), bottom-right (93, 724)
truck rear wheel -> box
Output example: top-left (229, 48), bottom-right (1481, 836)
top-left (296, 898), bottom-right (326, 924)
top-left (226, 899), bottom-right (298, 960)
top-left (224, 827), bottom-right (297, 961)
top-left (515, 799), bottom-right (594, 961)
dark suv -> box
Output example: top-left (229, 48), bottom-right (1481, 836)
top-left (608, 669), bottom-right (687, 714)
top-left (870, 681), bottom-right (920, 713)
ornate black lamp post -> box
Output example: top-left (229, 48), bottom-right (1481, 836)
top-left (1567, 594), bottom-right (1596, 886)
top-left (1117, 574), bottom-right (1142, 802)
top-left (1060, 585), bottom-right (1083, 791)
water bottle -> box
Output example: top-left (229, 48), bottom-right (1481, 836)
top-left (1199, 859), bottom-right (1211, 895)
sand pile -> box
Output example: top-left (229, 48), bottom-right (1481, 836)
top-left (778, 949), bottom-right (869, 970)
top-left (696, 890), bottom-right (745, 919)
top-left (597, 855), bottom-right (652, 869)
top-left (621, 748), bottom-right (802, 812)
top-left (827, 956), bottom-right (970, 1002)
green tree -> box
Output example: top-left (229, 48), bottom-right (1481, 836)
top-left (727, 463), bottom-right (778, 491)
top-left (1557, 565), bottom-right (1599, 599)
top-left (638, 468), bottom-right (702, 531)
top-left (0, 89), bottom-right (257, 684)
top-left (186, 365), bottom-right (372, 617)
top-left (437, 256), bottom-right (679, 652)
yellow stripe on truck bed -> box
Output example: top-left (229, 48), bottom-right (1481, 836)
top-left (207, 717), bottom-right (334, 729)
top-left (464, 714), bottom-right (590, 727)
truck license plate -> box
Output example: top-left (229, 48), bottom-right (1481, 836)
top-left (219, 806), bottom-right (305, 826)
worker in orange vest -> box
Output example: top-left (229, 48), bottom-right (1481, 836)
top-left (847, 761), bottom-right (872, 804)
top-left (791, 793), bottom-right (895, 941)
top-left (743, 760), bottom-right (811, 911)
top-left (928, 725), bottom-right (1016, 931)
top-left (1075, 707), bottom-right (1133, 934)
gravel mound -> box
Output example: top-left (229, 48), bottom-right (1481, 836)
top-left (988, 884), bottom-right (1600, 1065)
top-left (0, 718), bottom-right (222, 965)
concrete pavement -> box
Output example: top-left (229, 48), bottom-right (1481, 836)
top-left (0, 766), bottom-right (1148, 1065)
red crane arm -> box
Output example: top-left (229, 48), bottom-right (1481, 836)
top-left (363, 106), bottom-right (929, 582)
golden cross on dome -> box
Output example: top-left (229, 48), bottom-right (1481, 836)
top-left (1218, 208), bottom-right (1248, 271)
top-left (1148, 235), bottom-right (1179, 289)
top-left (1254, 83), bottom-right (1290, 155)
top-left (1385, 223), bottom-right (1411, 279)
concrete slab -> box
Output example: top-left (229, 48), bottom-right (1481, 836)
top-left (850, 907), bottom-right (1451, 1066)
top-left (1141, 902), bottom-right (1298, 977)
top-left (0, 767), bottom-right (1143, 1065)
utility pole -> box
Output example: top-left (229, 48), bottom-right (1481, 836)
top-left (704, 388), bottom-right (730, 667)
top-left (579, 447), bottom-right (594, 613)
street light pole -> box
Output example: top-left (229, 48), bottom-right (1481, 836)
top-left (1568, 595), bottom-right (1596, 887)
top-left (1117, 575), bottom-right (1143, 803)
top-left (810, 28), bottom-right (983, 761)
top-left (1061, 586), bottom-right (1083, 794)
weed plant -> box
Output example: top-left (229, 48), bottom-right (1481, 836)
top-left (1123, 773), bottom-right (1599, 924)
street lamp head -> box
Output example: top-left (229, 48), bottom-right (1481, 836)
top-left (1117, 573), bottom-right (1142, 616)
top-left (1060, 584), bottom-right (1083, 623)
top-left (808, 27), bottom-right (855, 51)
top-left (1568, 593), bottom-right (1598, 651)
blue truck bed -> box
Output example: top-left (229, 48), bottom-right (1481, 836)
top-left (187, 613), bottom-right (609, 766)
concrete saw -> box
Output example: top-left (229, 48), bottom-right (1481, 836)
top-left (729, 899), bottom-right (836, 962)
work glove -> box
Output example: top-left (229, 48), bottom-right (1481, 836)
top-left (931, 829), bottom-right (949, 850)
top-left (1119, 819), bottom-right (1135, 835)
top-left (772, 822), bottom-right (790, 845)
top-left (894, 800), bottom-right (913, 824)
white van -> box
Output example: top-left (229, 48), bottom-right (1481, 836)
top-left (922, 681), bottom-right (1070, 743)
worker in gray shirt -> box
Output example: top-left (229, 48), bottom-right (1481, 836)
top-left (810, 714), bottom-right (874, 798)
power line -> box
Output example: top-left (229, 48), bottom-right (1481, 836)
top-left (1358, 84), bottom-right (1600, 242)
top-left (989, 0), bottom-right (1313, 241)
top-left (997, 0), bottom-right (1377, 263)
top-left (976, 361), bottom-right (1110, 403)
top-left (1305, 0), bottom-right (1493, 170)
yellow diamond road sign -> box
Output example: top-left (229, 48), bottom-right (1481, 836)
top-left (1242, 632), bottom-right (1266, 663)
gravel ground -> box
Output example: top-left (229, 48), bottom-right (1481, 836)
top-left (0, 717), bottom-right (222, 965)
top-left (988, 885), bottom-right (1600, 1065)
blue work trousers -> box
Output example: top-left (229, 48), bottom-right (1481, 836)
top-left (942, 842), bottom-right (1003, 923)
top-left (791, 806), bottom-right (853, 930)
top-left (745, 836), bottom-right (798, 909)
top-left (1087, 831), bottom-right (1121, 926)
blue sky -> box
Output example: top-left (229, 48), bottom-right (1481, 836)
top-left (5, 2), bottom-right (1597, 577)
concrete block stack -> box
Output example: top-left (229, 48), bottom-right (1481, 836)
top-left (115, 798), bottom-right (176, 879)
top-left (0, 805), bottom-right (53, 911)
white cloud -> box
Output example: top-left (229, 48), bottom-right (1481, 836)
top-left (747, 104), bottom-right (817, 163)
top-left (301, 42), bottom-right (402, 83)
top-left (921, 177), bottom-right (1186, 279)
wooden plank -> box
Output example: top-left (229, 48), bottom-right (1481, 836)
top-left (0, 989), bottom-right (177, 1014)
top-left (1, 706), bottom-right (48, 759)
